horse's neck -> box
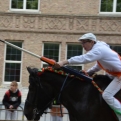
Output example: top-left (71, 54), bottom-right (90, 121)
top-left (42, 71), bottom-right (66, 92)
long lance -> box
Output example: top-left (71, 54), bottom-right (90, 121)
top-left (0, 39), bottom-right (93, 82)
top-left (0, 39), bottom-right (56, 66)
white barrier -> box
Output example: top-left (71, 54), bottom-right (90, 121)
top-left (0, 104), bottom-right (24, 120)
top-left (0, 104), bottom-right (69, 121)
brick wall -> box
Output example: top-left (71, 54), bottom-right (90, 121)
top-left (1, 0), bottom-right (99, 15)
top-left (0, 0), bottom-right (121, 87)
top-left (41, 0), bottom-right (99, 15)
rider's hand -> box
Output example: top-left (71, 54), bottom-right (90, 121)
top-left (54, 60), bottom-right (69, 69)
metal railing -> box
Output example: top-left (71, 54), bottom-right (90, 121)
top-left (0, 104), bottom-right (69, 121)
top-left (0, 104), bottom-right (24, 121)
top-left (41, 105), bottom-right (69, 121)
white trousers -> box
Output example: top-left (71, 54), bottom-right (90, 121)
top-left (102, 76), bottom-right (121, 112)
top-left (5, 110), bottom-right (17, 120)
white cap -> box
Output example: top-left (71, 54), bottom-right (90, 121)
top-left (78, 33), bottom-right (96, 42)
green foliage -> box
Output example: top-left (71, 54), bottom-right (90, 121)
top-left (26, 0), bottom-right (38, 9)
top-left (11, 0), bottom-right (23, 9)
top-left (100, 0), bottom-right (113, 12)
top-left (11, 0), bottom-right (38, 10)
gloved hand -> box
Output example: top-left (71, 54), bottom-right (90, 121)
top-left (54, 60), bottom-right (69, 69)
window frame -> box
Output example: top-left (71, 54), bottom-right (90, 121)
top-left (41, 42), bottom-right (61, 67)
top-left (9, 0), bottom-right (40, 12)
top-left (110, 44), bottom-right (121, 55)
top-left (66, 43), bottom-right (84, 71)
top-left (3, 41), bottom-right (23, 84)
top-left (99, 0), bottom-right (121, 15)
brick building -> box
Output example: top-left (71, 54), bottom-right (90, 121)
top-left (0, 0), bottom-right (121, 88)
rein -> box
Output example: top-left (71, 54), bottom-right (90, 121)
top-left (28, 67), bottom-right (71, 119)
top-left (28, 66), bottom-right (118, 121)
top-left (41, 74), bottom-right (69, 117)
top-left (39, 67), bottom-right (118, 121)
top-left (38, 67), bottom-right (103, 94)
top-left (37, 67), bottom-right (104, 117)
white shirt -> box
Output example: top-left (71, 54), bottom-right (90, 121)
top-left (68, 41), bottom-right (121, 74)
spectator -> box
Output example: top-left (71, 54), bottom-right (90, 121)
top-left (50, 99), bottom-right (64, 121)
top-left (2, 81), bottom-right (22, 120)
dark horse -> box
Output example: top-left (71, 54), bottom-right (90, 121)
top-left (24, 66), bottom-right (121, 121)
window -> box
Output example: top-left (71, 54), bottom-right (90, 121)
top-left (100, 0), bottom-right (121, 13)
top-left (10, 0), bottom-right (39, 11)
top-left (110, 45), bottom-right (121, 55)
top-left (4, 42), bottom-right (22, 82)
top-left (66, 44), bottom-right (83, 71)
top-left (42, 43), bottom-right (60, 67)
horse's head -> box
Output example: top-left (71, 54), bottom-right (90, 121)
top-left (24, 67), bottom-right (41, 120)
top-left (24, 67), bottom-right (55, 120)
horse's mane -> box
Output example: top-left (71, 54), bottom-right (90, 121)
top-left (27, 66), bottom-right (112, 93)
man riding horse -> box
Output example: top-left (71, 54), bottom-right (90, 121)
top-left (54, 33), bottom-right (121, 121)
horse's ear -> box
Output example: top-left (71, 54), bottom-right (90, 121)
top-left (26, 67), bottom-right (32, 74)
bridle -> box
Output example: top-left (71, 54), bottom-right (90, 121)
top-left (25, 68), bottom-right (72, 120)
top-left (25, 66), bottom-right (88, 120)
top-left (25, 74), bottom-right (55, 119)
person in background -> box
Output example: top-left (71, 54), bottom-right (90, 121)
top-left (2, 81), bottom-right (22, 120)
top-left (50, 99), bottom-right (64, 121)
top-left (54, 33), bottom-right (121, 120)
